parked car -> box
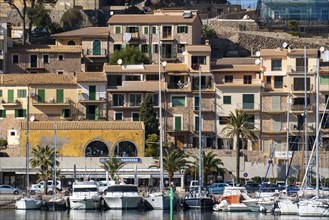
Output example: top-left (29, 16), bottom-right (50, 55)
top-left (207, 182), bottom-right (229, 194)
top-left (281, 185), bottom-right (300, 195)
top-left (0, 185), bottom-right (22, 195)
top-left (243, 182), bottom-right (260, 193)
top-left (31, 27), bottom-right (49, 37)
top-left (30, 180), bottom-right (62, 195)
top-left (224, 180), bottom-right (235, 186)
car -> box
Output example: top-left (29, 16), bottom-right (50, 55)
top-left (0, 185), bottom-right (22, 195)
top-left (207, 182), bottom-right (229, 194)
top-left (243, 182), bottom-right (260, 193)
top-left (31, 27), bottom-right (49, 37)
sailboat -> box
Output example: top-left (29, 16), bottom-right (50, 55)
top-left (298, 59), bottom-right (329, 217)
top-left (16, 90), bottom-right (43, 210)
top-left (45, 124), bottom-right (67, 211)
top-left (183, 69), bottom-right (214, 210)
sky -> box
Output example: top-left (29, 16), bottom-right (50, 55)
top-left (229, 0), bottom-right (258, 9)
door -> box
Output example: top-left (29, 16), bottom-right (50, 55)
top-left (86, 105), bottom-right (99, 120)
top-left (89, 86), bottom-right (96, 100)
top-left (30, 55), bottom-right (38, 68)
top-left (38, 89), bottom-right (45, 103)
top-left (7, 90), bottom-right (14, 103)
top-left (174, 116), bottom-right (182, 131)
top-left (93, 40), bottom-right (101, 55)
top-left (56, 89), bottom-right (63, 103)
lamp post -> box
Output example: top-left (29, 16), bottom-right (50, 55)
top-left (198, 67), bottom-right (202, 195)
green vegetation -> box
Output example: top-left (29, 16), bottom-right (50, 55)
top-left (100, 156), bottom-right (126, 180)
top-left (222, 110), bottom-right (258, 185)
top-left (201, 25), bottom-right (217, 39)
top-left (109, 46), bottom-right (151, 65)
top-left (61, 8), bottom-right (84, 31)
top-left (0, 139), bottom-right (8, 150)
top-left (288, 20), bottom-right (299, 36)
top-left (140, 94), bottom-right (159, 138)
top-left (30, 145), bottom-right (59, 194)
top-left (145, 134), bottom-right (160, 157)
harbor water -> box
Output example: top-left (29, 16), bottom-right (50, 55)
top-left (0, 209), bottom-right (326, 220)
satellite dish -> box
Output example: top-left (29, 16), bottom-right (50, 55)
top-left (320, 46), bottom-right (325, 53)
top-left (255, 51), bottom-right (260, 57)
top-left (182, 51), bottom-right (186, 56)
top-left (255, 59), bottom-right (260, 65)
top-left (30, 116), bottom-right (35, 121)
top-left (162, 61), bottom-right (167, 67)
top-left (282, 42), bottom-right (288, 49)
top-left (117, 59), bottom-right (122, 65)
top-left (110, 11), bottom-right (114, 16)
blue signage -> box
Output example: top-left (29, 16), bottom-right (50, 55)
top-left (99, 157), bottom-right (142, 163)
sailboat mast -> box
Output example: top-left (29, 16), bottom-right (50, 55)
top-left (315, 54), bottom-right (320, 197)
top-left (198, 67), bottom-right (202, 194)
top-left (158, 26), bottom-right (164, 192)
top-left (52, 124), bottom-right (57, 196)
top-left (303, 47), bottom-right (308, 187)
top-left (26, 86), bottom-right (30, 195)
top-left (285, 93), bottom-right (290, 187)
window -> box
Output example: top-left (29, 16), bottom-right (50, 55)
top-left (112, 94), bottom-right (124, 106)
top-left (129, 93), bottom-right (142, 106)
top-left (296, 58), bottom-right (308, 72)
top-left (178, 44), bottom-right (185, 53)
top-left (126, 26), bottom-right (139, 33)
top-left (271, 59), bottom-right (282, 71)
top-left (113, 44), bottom-right (122, 51)
top-left (320, 75), bottom-right (329, 85)
top-left (177, 26), bottom-right (188, 33)
top-left (152, 26), bottom-right (157, 34)
top-left (293, 78), bottom-right (310, 91)
top-left (144, 26), bottom-right (149, 34)
top-left (15, 109), bottom-right (26, 118)
top-left (194, 116), bottom-right (200, 131)
top-left (172, 96), bottom-right (185, 107)
top-left (56, 89), bottom-right (64, 103)
top-left (12, 55), bottom-right (19, 64)
top-left (0, 109), bottom-right (6, 118)
top-left (115, 26), bottom-right (121, 34)
top-left (67, 40), bottom-right (75, 45)
top-left (194, 96), bottom-right (200, 111)
top-left (17, 89), bottom-right (26, 98)
top-left (219, 116), bottom-right (229, 125)
top-left (58, 54), bottom-right (64, 61)
top-left (115, 112), bottom-right (123, 120)
top-left (132, 113), bottom-right (139, 121)
top-left (146, 74), bottom-right (159, 81)
top-left (153, 44), bottom-right (159, 54)
top-left (38, 89), bottom-right (45, 103)
top-left (223, 96), bottom-right (231, 104)
top-left (62, 109), bottom-right (71, 118)
top-left (0, 90), bottom-right (2, 97)
top-left (274, 76), bottom-right (283, 88)
top-left (108, 75), bottom-right (122, 86)
top-left (141, 44), bottom-right (149, 53)
top-left (243, 94), bottom-right (254, 109)
top-left (125, 75), bottom-right (141, 81)
top-left (266, 76), bottom-right (271, 84)
top-left (92, 40), bottom-right (101, 55)
top-left (244, 75), bottom-right (252, 84)
top-left (152, 93), bottom-right (159, 106)
top-left (57, 70), bottom-right (64, 74)
top-left (43, 55), bottom-right (49, 64)
top-left (191, 56), bottom-right (206, 65)
top-left (7, 90), bottom-right (14, 103)
top-left (225, 75), bottom-right (233, 83)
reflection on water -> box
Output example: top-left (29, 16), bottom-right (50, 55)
top-left (0, 209), bottom-right (325, 220)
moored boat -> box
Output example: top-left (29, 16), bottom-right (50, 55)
top-left (46, 196), bottom-right (68, 211)
top-left (15, 196), bottom-right (43, 210)
top-left (69, 181), bottom-right (101, 210)
top-left (143, 191), bottom-right (180, 210)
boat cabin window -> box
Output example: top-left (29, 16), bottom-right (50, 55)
top-left (106, 186), bottom-right (138, 193)
top-left (73, 187), bottom-right (98, 192)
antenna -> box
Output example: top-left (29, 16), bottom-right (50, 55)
top-left (117, 59), bottom-right (122, 65)
top-left (255, 59), bottom-right (260, 65)
top-left (255, 51), bottom-right (260, 57)
top-left (282, 42), bottom-right (288, 49)
top-left (110, 11), bottom-right (114, 16)
top-left (320, 46), bottom-right (325, 53)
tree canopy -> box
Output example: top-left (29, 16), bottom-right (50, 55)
top-left (100, 156), bottom-right (126, 180)
top-left (140, 93), bottom-right (159, 138)
top-left (109, 46), bottom-right (151, 65)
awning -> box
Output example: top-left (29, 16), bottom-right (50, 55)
top-left (264, 71), bottom-right (286, 76)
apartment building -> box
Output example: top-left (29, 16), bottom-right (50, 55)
top-left (6, 45), bottom-right (82, 75)
top-left (212, 58), bottom-right (261, 151)
top-left (0, 13), bottom-right (7, 73)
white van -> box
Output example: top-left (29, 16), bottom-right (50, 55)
top-left (30, 180), bottom-right (62, 195)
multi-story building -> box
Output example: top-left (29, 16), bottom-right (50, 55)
top-left (0, 13), bottom-right (7, 73)
top-left (6, 45), bottom-right (82, 74)
top-left (213, 58), bottom-right (261, 151)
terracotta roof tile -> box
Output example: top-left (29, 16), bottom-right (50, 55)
top-left (51, 27), bottom-right (110, 38)
top-left (0, 73), bottom-right (76, 86)
top-left (212, 65), bottom-right (261, 72)
top-left (9, 45), bottom-right (82, 53)
top-left (108, 14), bottom-right (198, 25)
top-left (260, 49), bottom-right (287, 57)
top-left (21, 121), bottom-right (144, 130)
top-left (104, 64), bottom-right (165, 73)
top-left (186, 45), bottom-right (211, 52)
top-left (76, 72), bottom-right (107, 82)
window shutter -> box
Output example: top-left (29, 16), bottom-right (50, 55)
top-left (56, 89), bottom-right (64, 103)
top-left (152, 27), bottom-right (156, 34)
top-left (23, 109), bottom-right (26, 117)
top-left (14, 109), bottom-right (18, 118)
top-left (61, 109), bottom-right (65, 117)
top-left (144, 26), bottom-right (148, 34)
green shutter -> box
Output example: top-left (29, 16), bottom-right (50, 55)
top-left (0, 110), bottom-right (6, 118)
top-left (38, 89), bottom-right (45, 103)
top-left (0, 90), bottom-right (3, 97)
top-left (144, 26), bottom-right (149, 34)
top-left (23, 109), bottom-right (26, 117)
top-left (175, 116), bottom-right (182, 131)
top-left (14, 109), bottom-right (18, 117)
top-left (320, 75), bottom-right (329, 85)
top-left (152, 27), bottom-right (156, 34)
top-left (8, 90), bottom-right (14, 103)
top-left (89, 86), bottom-right (96, 100)
top-left (56, 89), bottom-right (64, 103)
top-left (115, 26), bottom-right (121, 34)
top-left (62, 109), bottom-right (65, 117)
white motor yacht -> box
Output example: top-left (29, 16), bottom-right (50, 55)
top-left (213, 187), bottom-right (250, 212)
top-left (298, 198), bottom-right (329, 217)
top-left (102, 184), bottom-right (142, 209)
top-left (69, 181), bottom-right (101, 210)
top-left (144, 191), bottom-right (180, 210)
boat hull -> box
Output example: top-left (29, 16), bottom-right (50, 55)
top-left (103, 196), bottom-right (142, 209)
top-left (69, 196), bottom-right (101, 210)
top-left (144, 194), bottom-right (180, 210)
top-left (16, 197), bottom-right (43, 210)
top-left (46, 198), bottom-right (67, 211)
top-left (278, 200), bottom-right (298, 215)
top-left (298, 199), bottom-right (329, 217)
top-left (184, 197), bottom-right (214, 210)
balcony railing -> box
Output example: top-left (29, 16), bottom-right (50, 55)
top-left (0, 98), bottom-right (20, 106)
top-left (32, 97), bottom-right (71, 105)
top-left (287, 65), bottom-right (316, 73)
top-left (78, 92), bottom-right (106, 102)
top-left (82, 48), bottom-right (107, 56)
top-left (262, 105), bottom-right (287, 112)
top-left (218, 79), bottom-right (262, 85)
top-left (236, 103), bottom-right (260, 111)
top-left (291, 104), bottom-right (313, 111)
top-left (168, 82), bottom-right (189, 90)
top-left (291, 84), bottom-right (313, 92)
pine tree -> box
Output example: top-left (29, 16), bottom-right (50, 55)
top-left (140, 93), bottom-right (159, 138)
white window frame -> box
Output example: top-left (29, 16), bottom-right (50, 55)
top-left (43, 54), bottom-right (50, 64)
top-left (131, 112), bottom-right (140, 121)
top-left (194, 115), bottom-right (203, 131)
top-left (193, 96), bottom-right (200, 111)
top-left (129, 93), bottom-right (142, 107)
top-left (58, 54), bottom-right (65, 61)
top-left (112, 93), bottom-right (125, 107)
top-left (115, 112), bottom-right (123, 120)
top-left (173, 114), bottom-right (183, 131)
top-left (171, 95), bottom-right (186, 107)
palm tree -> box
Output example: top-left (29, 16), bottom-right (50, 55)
top-left (30, 145), bottom-right (59, 194)
top-left (222, 110), bottom-right (258, 185)
top-left (162, 149), bottom-right (189, 186)
top-left (188, 151), bottom-right (225, 186)
top-left (100, 156), bottom-right (126, 181)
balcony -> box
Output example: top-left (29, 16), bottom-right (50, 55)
top-left (287, 65), bottom-right (316, 74)
top-left (123, 32), bottom-right (140, 42)
top-left (236, 103), bottom-right (260, 111)
top-left (319, 103), bottom-right (329, 112)
top-left (107, 81), bottom-right (166, 92)
top-left (262, 105), bottom-right (287, 113)
top-left (32, 97), bottom-right (71, 106)
top-left (167, 81), bottom-right (190, 91)
top-left (82, 48), bottom-right (107, 57)
top-left (290, 104), bottom-right (313, 112)
top-left (217, 79), bottom-right (262, 87)
top-left (78, 92), bottom-right (107, 104)
top-left (291, 84), bottom-right (313, 93)
top-left (0, 98), bottom-right (21, 107)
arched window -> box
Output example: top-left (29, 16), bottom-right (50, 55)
top-left (113, 141), bottom-right (137, 157)
top-left (85, 140), bottom-right (109, 157)
top-left (92, 40), bottom-right (101, 55)
top-left (67, 40), bottom-right (76, 45)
